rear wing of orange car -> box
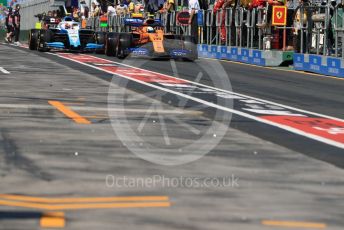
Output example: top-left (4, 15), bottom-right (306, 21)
top-left (124, 18), bottom-right (162, 28)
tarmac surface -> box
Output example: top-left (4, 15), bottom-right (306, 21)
top-left (0, 43), bottom-right (343, 230)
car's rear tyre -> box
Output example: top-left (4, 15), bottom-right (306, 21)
top-left (29, 29), bottom-right (39, 50)
top-left (164, 34), bottom-right (182, 40)
top-left (38, 29), bottom-right (52, 52)
top-left (95, 32), bottom-right (106, 54)
top-left (105, 32), bottom-right (119, 56)
top-left (117, 33), bottom-right (133, 59)
top-left (182, 36), bottom-right (198, 62)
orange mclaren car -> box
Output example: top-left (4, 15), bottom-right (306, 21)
top-left (104, 17), bottom-right (198, 61)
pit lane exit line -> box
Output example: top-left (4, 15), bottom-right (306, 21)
top-left (48, 53), bottom-right (344, 149)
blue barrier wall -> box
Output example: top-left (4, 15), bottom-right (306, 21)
top-left (198, 44), bottom-right (292, 67)
top-left (293, 53), bottom-right (344, 78)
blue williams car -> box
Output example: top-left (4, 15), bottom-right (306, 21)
top-left (29, 17), bottom-right (104, 53)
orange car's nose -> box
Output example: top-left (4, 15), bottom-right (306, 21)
top-left (149, 33), bottom-right (165, 53)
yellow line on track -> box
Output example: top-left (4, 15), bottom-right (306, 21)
top-left (48, 100), bottom-right (91, 124)
top-left (0, 194), bottom-right (169, 203)
top-left (262, 220), bottom-right (327, 228)
top-left (0, 199), bottom-right (171, 210)
top-left (40, 212), bottom-right (65, 228)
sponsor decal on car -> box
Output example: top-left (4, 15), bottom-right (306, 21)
top-left (68, 30), bottom-right (81, 47)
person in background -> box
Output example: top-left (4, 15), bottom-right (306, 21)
top-left (127, 0), bottom-right (135, 13)
top-left (72, 6), bottom-right (80, 21)
top-left (199, 0), bottom-right (209, 10)
top-left (143, 0), bottom-right (150, 12)
top-left (188, 0), bottom-right (200, 43)
top-left (107, 3), bottom-right (117, 17)
top-left (98, 0), bottom-right (108, 14)
top-left (286, 0), bottom-right (295, 9)
top-left (285, 0), bottom-right (295, 50)
top-left (65, 0), bottom-right (72, 13)
top-left (56, 9), bottom-right (62, 18)
top-left (162, 0), bottom-right (175, 12)
top-left (49, 10), bottom-right (61, 25)
top-left (250, 0), bottom-right (265, 9)
top-left (13, 4), bottom-right (21, 46)
top-left (147, 0), bottom-right (159, 14)
top-left (327, 0), bottom-right (337, 54)
top-left (213, 0), bottom-right (232, 44)
top-left (254, 0), bottom-right (284, 28)
top-left (293, 0), bottom-right (308, 52)
top-left (91, 1), bottom-right (100, 17)
top-left (252, 0), bottom-right (268, 28)
top-left (160, 0), bottom-right (175, 33)
top-left (116, 1), bottom-right (128, 15)
top-left (267, 0), bottom-right (285, 23)
top-left (132, 1), bottom-right (144, 14)
top-left (157, 3), bottom-right (163, 10)
top-left (5, 7), bottom-right (14, 43)
top-left (79, 0), bottom-right (88, 18)
top-left (83, 6), bottom-right (90, 18)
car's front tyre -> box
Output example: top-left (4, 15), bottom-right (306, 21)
top-left (117, 33), bottom-right (133, 59)
top-left (37, 29), bottom-right (52, 52)
top-left (29, 29), bottom-right (39, 50)
top-left (105, 32), bottom-right (119, 57)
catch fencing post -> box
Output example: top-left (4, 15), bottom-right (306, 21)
top-left (206, 10), bottom-right (213, 45)
top-left (225, 8), bottom-right (232, 46)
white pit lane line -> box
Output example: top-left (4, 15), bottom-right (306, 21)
top-left (44, 52), bottom-right (344, 149)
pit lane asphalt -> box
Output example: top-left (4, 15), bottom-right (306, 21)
top-left (1, 44), bottom-right (344, 230)
top-left (7, 44), bottom-right (343, 168)
top-left (93, 54), bottom-right (344, 120)
top-left (89, 52), bottom-right (344, 168)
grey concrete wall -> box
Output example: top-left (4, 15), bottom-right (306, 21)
top-left (17, 0), bottom-right (65, 30)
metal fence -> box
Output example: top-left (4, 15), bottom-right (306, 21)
top-left (293, 3), bottom-right (344, 57)
top-left (85, 7), bottom-right (273, 50)
top-left (333, 6), bottom-right (344, 57)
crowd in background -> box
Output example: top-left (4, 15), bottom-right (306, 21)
top-left (208, 0), bottom-right (343, 52)
top-left (41, 0), bottom-right (344, 52)
top-left (2, 0), bottom-right (343, 52)
top-left (66, 0), bottom-right (179, 20)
